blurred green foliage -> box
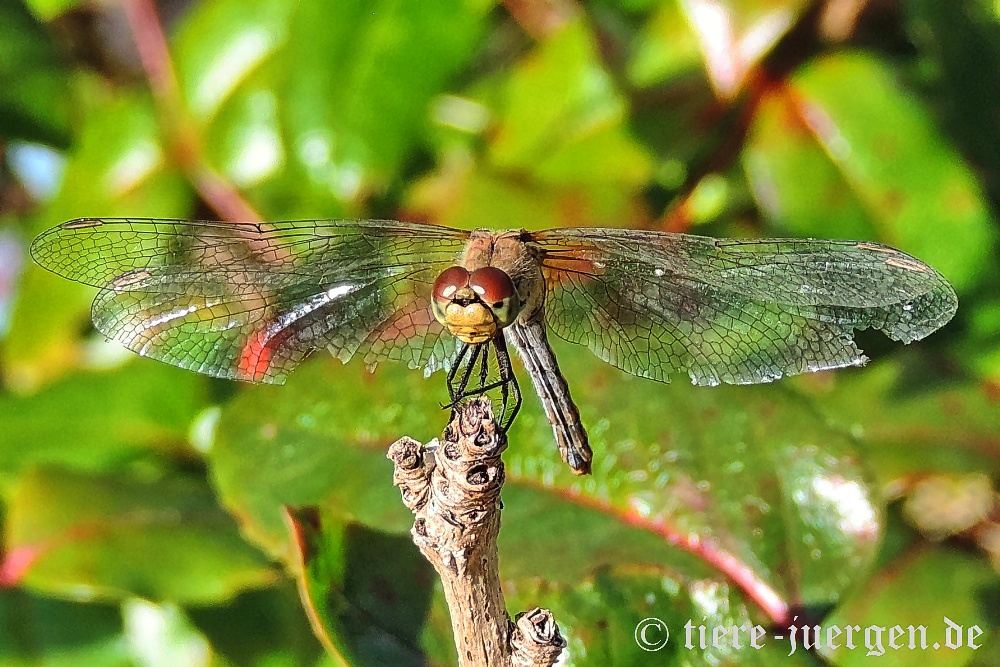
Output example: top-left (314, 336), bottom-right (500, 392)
top-left (1, 0), bottom-right (999, 665)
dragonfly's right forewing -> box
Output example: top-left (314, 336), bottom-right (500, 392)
top-left (31, 218), bottom-right (472, 383)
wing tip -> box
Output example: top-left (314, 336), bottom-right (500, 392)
top-left (29, 219), bottom-right (102, 270)
top-left (888, 280), bottom-right (959, 344)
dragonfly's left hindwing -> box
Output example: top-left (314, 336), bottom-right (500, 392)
top-left (530, 228), bottom-right (957, 387)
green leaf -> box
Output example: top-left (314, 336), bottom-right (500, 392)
top-left (905, 0), bottom-right (1000, 201)
top-left (36, 88), bottom-right (192, 222)
top-left (489, 19), bottom-right (652, 185)
top-left (407, 166), bottom-right (649, 232)
top-left (3, 468), bottom-right (275, 604)
top-left (627, 0), bottom-right (702, 88)
top-left (120, 600), bottom-right (215, 666)
top-left (0, 363), bottom-right (209, 484)
top-left (408, 19), bottom-right (652, 230)
top-left (507, 571), bottom-right (820, 665)
top-left (0, 0), bottom-right (72, 146)
top-left (209, 360), bottom-right (436, 559)
top-left (172, 0), bottom-right (491, 215)
top-left (22, 0), bottom-right (85, 20)
top-left (823, 547), bottom-right (996, 665)
top-left (172, 0), bottom-right (294, 122)
top-left (210, 337), bottom-right (881, 619)
top-left (6, 88), bottom-right (192, 379)
top-left (287, 508), bottom-right (452, 666)
top-left (0, 589), bottom-right (127, 667)
top-left (797, 359), bottom-right (1000, 480)
top-left (744, 52), bottom-right (998, 292)
top-left (500, 346), bottom-right (881, 610)
top-left (4, 2), bottom-right (997, 661)
top-left (187, 582), bottom-right (325, 666)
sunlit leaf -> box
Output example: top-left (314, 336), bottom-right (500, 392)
top-left (744, 52), bottom-right (998, 292)
top-left (6, 89), bottom-right (192, 381)
top-left (0, 363), bottom-right (208, 485)
top-left (628, 0), bottom-right (703, 87)
top-left (4, 468), bottom-right (275, 603)
top-left (489, 19), bottom-right (652, 185)
top-left (410, 19), bottom-right (652, 230)
top-left (173, 0), bottom-right (491, 215)
top-left (2, 1), bottom-right (997, 661)
top-left (679, 0), bottom-right (810, 98)
top-left (21, 0), bottom-right (85, 20)
top-left (210, 337), bottom-right (881, 621)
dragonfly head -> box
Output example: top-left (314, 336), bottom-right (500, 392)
top-left (432, 266), bottom-right (521, 344)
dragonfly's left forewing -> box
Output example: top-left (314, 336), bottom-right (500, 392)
top-left (530, 228), bottom-right (957, 386)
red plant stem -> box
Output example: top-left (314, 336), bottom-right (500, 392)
top-left (503, 0), bottom-right (578, 38)
top-left (119, 0), bottom-right (262, 222)
top-left (548, 483), bottom-right (792, 625)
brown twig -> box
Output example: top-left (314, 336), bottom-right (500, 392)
top-left (120, 0), bottom-right (263, 222)
top-left (502, 0), bottom-right (578, 39)
top-left (655, 0), bottom-right (829, 233)
top-left (387, 399), bottom-right (565, 667)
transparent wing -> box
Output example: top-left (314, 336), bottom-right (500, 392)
top-left (529, 228), bottom-right (957, 386)
top-left (31, 218), bottom-right (471, 383)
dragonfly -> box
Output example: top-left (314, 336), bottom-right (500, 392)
top-left (31, 218), bottom-right (957, 475)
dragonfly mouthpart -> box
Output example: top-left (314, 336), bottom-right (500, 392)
top-left (441, 301), bottom-right (498, 344)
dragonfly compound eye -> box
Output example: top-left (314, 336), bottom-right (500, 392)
top-left (470, 267), bottom-right (520, 326)
top-left (433, 265), bottom-right (471, 300)
top-left (432, 265), bottom-right (471, 323)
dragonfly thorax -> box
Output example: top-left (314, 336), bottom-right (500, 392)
top-left (431, 265), bottom-right (521, 344)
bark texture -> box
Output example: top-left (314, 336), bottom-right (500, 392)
top-left (387, 398), bottom-right (565, 667)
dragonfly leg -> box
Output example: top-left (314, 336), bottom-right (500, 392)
top-left (444, 343), bottom-right (488, 410)
top-left (454, 344), bottom-right (483, 401)
top-left (444, 334), bottom-right (522, 430)
top-left (446, 342), bottom-right (470, 403)
top-left (446, 375), bottom-right (510, 406)
top-left (478, 340), bottom-right (489, 388)
top-left (493, 332), bottom-right (521, 431)
top-left (444, 341), bottom-right (509, 406)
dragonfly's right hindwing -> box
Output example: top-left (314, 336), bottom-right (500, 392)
top-left (32, 218), bottom-right (472, 383)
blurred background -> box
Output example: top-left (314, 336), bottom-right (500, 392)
top-left (2, 0), bottom-right (999, 665)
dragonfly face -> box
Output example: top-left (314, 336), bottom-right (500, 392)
top-left (30, 218), bottom-right (959, 476)
top-left (431, 265), bottom-right (520, 344)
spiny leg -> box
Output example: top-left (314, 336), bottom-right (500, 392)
top-left (445, 333), bottom-right (521, 430)
top-left (446, 342), bottom-right (471, 403)
top-left (452, 344), bottom-right (483, 401)
top-left (493, 332), bottom-right (521, 430)
top-left (445, 343), bottom-right (489, 410)
top-left (478, 340), bottom-right (489, 388)
top-left (445, 335), bottom-right (522, 427)
top-left (454, 343), bottom-right (511, 398)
